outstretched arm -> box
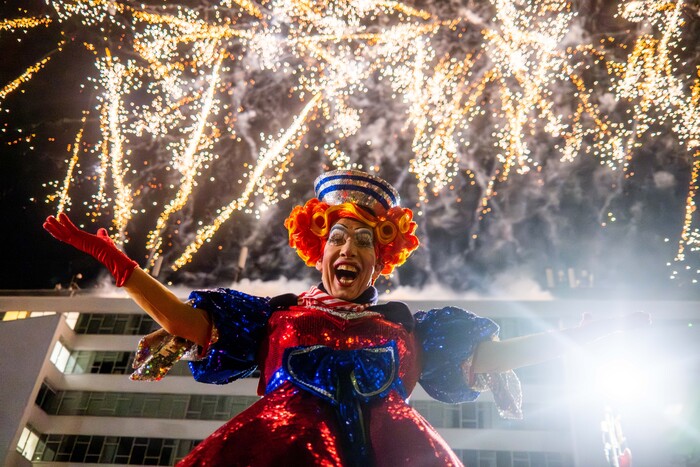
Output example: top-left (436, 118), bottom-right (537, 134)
top-left (44, 213), bottom-right (210, 346)
top-left (122, 269), bottom-right (211, 346)
top-left (471, 312), bottom-right (651, 374)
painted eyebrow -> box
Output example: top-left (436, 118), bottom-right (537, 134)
top-left (332, 224), bottom-right (373, 234)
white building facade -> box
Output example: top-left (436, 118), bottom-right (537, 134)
top-left (1, 293), bottom-right (697, 467)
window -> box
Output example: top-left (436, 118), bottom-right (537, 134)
top-left (2, 311), bottom-right (56, 321)
top-left (35, 382), bottom-right (57, 408)
top-left (64, 311), bottom-right (80, 329)
top-left (49, 340), bottom-right (72, 372)
top-left (458, 449), bottom-right (497, 467)
top-left (412, 400), bottom-right (568, 432)
top-left (48, 345), bottom-right (202, 376)
top-left (16, 426), bottom-right (40, 461)
top-left (74, 313), bottom-right (157, 335)
top-left (30, 432), bottom-right (200, 465)
top-left (454, 450), bottom-right (573, 467)
top-left (67, 350), bottom-right (134, 375)
top-left (411, 400), bottom-right (460, 428)
top-left (411, 401), bottom-right (494, 429)
top-left (37, 386), bottom-right (260, 421)
top-left (494, 403), bottom-right (568, 431)
top-left (3, 311), bottom-right (31, 321)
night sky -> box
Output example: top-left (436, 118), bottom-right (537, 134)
top-left (1, 0), bottom-right (699, 300)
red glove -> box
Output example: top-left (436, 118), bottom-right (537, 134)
top-left (43, 213), bottom-right (138, 287)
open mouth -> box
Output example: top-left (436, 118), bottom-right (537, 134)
top-left (335, 264), bottom-right (359, 285)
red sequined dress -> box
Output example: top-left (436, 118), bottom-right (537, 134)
top-left (132, 286), bottom-right (521, 467)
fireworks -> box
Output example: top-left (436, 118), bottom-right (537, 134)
top-left (1, 0), bottom-right (699, 284)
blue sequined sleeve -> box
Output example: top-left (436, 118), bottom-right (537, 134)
top-left (415, 306), bottom-right (499, 403)
top-left (187, 288), bottom-right (272, 385)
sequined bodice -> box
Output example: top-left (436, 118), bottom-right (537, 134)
top-left (257, 305), bottom-right (420, 396)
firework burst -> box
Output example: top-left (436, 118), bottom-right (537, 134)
top-left (2, 0), bottom-right (698, 288)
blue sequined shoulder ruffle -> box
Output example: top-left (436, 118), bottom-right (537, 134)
top-left (188, 288), bottom-right (272, 384)
top-left (415, 306), bottom-right (499, 403)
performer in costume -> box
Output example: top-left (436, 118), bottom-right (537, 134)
top-left (44, 170), bottom-right (649, 467)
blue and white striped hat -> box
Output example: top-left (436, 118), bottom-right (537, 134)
top-left (314, 169), bottom-right (400, 213)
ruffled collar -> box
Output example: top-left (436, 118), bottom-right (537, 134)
top-left (316, 283), bottom-right (379, 306)
top-left (297, 284), bottom-right (378, 314)
top-left (268, 284), bottom-right (413, 330)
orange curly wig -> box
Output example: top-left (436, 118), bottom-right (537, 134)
top-left (284, 198), bottom-right (419, 275)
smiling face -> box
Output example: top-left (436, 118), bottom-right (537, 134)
top-left (316, 218), bottom-right (380, 301)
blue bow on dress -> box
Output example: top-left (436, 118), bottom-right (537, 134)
top-left (266, 342), bottom-right (406, 467)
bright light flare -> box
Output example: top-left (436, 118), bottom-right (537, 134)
top-left (594, 358), bottom-right (651, 403)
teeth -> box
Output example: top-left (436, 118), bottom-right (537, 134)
top-left (335, 264), bottom-right (359, 285)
